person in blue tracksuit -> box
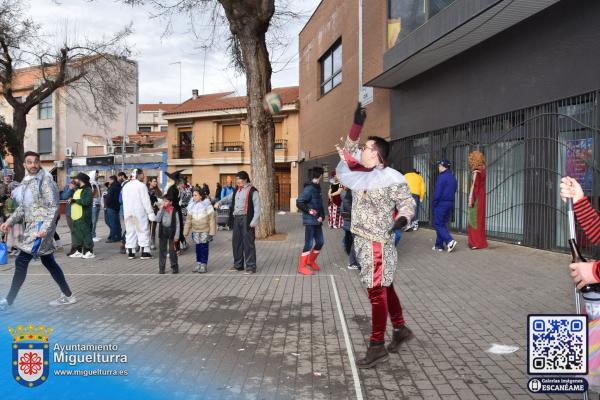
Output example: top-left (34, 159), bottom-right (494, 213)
top-left (296, 167), bottom-right (325, 276)
top-left (432, 159), bottom-right (458, 252)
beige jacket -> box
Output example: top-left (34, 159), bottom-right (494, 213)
top-left (183, 199), bottom-right (217, 237)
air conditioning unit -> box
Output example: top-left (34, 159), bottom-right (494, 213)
top-left (53, 160), bottom-right (64, 168)
top-left (107, 145), bottom-right (115, 154)
top-left (65, 147), bottom-right (73, 157)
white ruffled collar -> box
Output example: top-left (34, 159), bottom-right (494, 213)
top-left (336, 160), bottom-right (407, 191)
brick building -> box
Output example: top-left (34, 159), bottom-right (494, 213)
top-left (298, 0), bottom-right (390, 184)
top-left (302, 0), bottom-right (600, 252)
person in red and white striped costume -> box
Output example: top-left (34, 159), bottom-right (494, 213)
top-left (560, 176), bottom-right (600, 287)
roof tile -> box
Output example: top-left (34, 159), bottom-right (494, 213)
top-left (164, 86), bottom-right (298, 115)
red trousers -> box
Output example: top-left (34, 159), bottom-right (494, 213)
top-left (368, 284), bottom-right (405, 343)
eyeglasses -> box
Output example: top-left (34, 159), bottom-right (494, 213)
top-left (360, 143), bottom-right (383, 164)
top-left (360, 143), bottom-right (376, 152)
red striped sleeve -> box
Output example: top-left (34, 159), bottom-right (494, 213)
top-left (573, 197), bottom-right (600, 245)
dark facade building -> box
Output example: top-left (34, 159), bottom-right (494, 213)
top-left (364, 0), bottom-right (600, 252)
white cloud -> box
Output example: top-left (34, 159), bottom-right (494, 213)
top-left (27, 0), bottom-right (321, 103)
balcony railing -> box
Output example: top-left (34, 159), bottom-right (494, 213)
top-left (172, 144), bottom-right (194, 159)
top-left (210, 141), bottom-right (244, 152)
top-left (275, 139), bottom-right (287, 150)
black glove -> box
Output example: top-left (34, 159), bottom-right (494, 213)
top-left (354, 102), bottom-right (366, 125)
top-left (389, 216), bottom-right (408, 233)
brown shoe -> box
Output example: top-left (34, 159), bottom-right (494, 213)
top-left (356, 343), bottom-right (389, 369)
top-left (387, 325), bottom-right (414, 353)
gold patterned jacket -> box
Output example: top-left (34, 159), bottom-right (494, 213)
top-left (339, 137), bottom-right (416, 243)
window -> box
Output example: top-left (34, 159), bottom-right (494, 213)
top-left (320, 39), bottom-right (342, 96)
top-left (139, 126), bottom-right (152, 133)
top-left (274, 121), bottom-right (283, 140)
top-left (87, 146), bottom-right (104, 156)
top-left (178, 131), bottom-right (192, 146)
top-left (160, 125), bottom-right (168, 132)
top-left (176, 131), bottom-right (193, 158)
top-left (38, 128), bottom-right (52, 154)
top-left (222, 124), bottom-right (240, 143)
top-left (387, 0), bottom-right (456, 48)
top-left (429, 0), bottom-right (456, 17)
top-left (38, 96), bottom-right (52, 119)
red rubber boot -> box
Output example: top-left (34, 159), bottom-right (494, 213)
top-left (308, 249), bottom-right (321, 271)
top-left (298, 252), bottom-right (313, 275)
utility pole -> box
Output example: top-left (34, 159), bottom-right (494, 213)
top-left (121, 101), bottom-right (133, 171)
top-left (357, 0), bottom-right (373, 105)
top-left (170, 61), bottom-right (182, 103)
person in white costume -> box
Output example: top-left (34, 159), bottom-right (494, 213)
top-left (121, 169), bottom-right (156, 260)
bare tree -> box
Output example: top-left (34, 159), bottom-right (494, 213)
top-left (119, 0), bottom-right (305, 238)
top-left (0, 0), bottom-right (135, 180)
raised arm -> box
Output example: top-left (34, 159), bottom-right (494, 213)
top-left (342, 103), bottom-right (366, 153)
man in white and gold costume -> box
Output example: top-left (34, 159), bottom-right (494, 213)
top-left (336, 104), bottom-right (416, 368)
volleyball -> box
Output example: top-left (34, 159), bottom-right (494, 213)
top-left (263, 91), bottom-right (282, 114)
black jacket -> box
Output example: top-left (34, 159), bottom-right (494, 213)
top-left (296, 182), bottom-right (325, 226)
top-left (105, 181), bottom-right (121, 212)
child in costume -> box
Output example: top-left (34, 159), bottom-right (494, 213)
top-left (156, 194), bottom-right (181, 274)
top-left (184, 187), bottom-right (216, 274)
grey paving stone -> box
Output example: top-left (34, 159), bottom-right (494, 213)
top-left (0, 215), bottom-right (590, 399)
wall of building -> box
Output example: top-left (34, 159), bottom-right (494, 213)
top-left (0, 61), bottom-right (138, 186)
top-left (64, 86), bottom-right (137, 158)
top-left (390, 0), bottom-right (600, 138)
top-left (166, 108), bottom-right (300, 211)
top-left (138, 110), bottom-right (169, 131)
top-left (299, 0), bottom-right (390, 175)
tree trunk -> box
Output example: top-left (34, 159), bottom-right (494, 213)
top-left (11, 110), bottom-right (26, 181)
top-left (239, 35), bottom-right (276, 239)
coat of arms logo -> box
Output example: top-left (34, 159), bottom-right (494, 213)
top-left (9, 324), bottom-right (52, 388)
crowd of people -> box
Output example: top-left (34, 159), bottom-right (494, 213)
top-left (0, 149), bottom-right (257, 311)
top-left (5, 105), bottom-right (594, 375)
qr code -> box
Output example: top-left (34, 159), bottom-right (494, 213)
top-left (528, 315), bottom-right (587, 374)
